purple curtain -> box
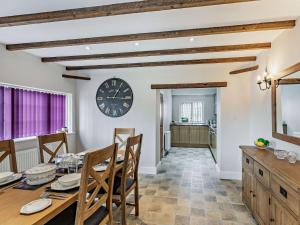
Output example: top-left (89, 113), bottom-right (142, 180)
top-left (50, 94), bottom-right (66, 134)
top-left (0, 87), bottom-right (12, 140)
top-left (0, 87), bottom-right (3, 140)
top-left (0, 86), bottom-right (66, 140)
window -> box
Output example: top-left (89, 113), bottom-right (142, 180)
top-left (0, 85), bottom-right (67, 140)
top-left (179, 101), bottom-right (204, 123)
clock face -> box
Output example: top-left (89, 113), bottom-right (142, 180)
top-left (96, 78), bottom-right (133, 117)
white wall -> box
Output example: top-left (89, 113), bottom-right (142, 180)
top-left (76, 64), bottom-right (251, 177)
top-left (0, 45), bottom-right (77, 152)
top-left (249, 18), bottom-right (300, 155)
top-left (160, 90), bottom-right (172, 132)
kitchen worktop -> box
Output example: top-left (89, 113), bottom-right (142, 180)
top-left (171, 123), bottom-right (208, 126)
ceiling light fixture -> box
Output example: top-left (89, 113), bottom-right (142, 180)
top-left (85, 46), bottom-right (91, 51)
top-left (189, 37), bottom-right (194, 42)
top-left (134, 42), bottom-right (139, 46)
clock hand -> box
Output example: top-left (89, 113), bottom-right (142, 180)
top-left (113, 82), bottom-right (123, 98)
top-left (107, 96), bottom-right (131, 100)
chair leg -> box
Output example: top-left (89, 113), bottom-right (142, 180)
top-left (134, 185), bottom-right (139, 216)
top-left (121, 195), bottom-right (127, 225)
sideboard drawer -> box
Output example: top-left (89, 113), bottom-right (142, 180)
top-left (243, 154), bottom-right (254, 172)
top-left (271, 175), bottom-right (300, 216)
top-left (254, 161), bottom-right (270, 188)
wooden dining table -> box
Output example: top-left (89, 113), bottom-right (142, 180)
top-left (0, 151), bottom-right (124, 225)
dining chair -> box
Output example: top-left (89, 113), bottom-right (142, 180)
top-left (112, 134), bottom-right (143, 225)
top-left (113, 128), bottom-right (135, 150)
top-left (38, 132), bottom-right (69, 163)
top-left (75, 143), bottom-right (118, 225)
top-left (46, 144), bottom-right (118, 225)
top-left (0, 140), bottom-right (18, 173)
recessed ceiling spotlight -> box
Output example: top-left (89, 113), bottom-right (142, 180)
top-left (189, 37), bottom-right (195, 42)
top-left (85, 46), bottom-right (91, 51)
top-left (134, 42), bottom-right (140, 46)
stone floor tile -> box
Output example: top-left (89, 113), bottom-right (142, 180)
top-left (112, 148), bottom-right (254, 225)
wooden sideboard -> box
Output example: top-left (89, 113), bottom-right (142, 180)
top-left (240, 146), bottom-right (300, 225)
top-left (171, 124), bottom-right (209, 148)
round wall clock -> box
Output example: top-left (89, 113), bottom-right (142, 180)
top-left (96, 78), bottom-right (133, 117)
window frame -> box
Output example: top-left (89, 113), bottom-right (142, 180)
top-left (179, 101), bottom-right (204, 123)
top-left (0, 82), bottom-right (73, 141)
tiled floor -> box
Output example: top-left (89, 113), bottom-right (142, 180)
top-left (114, 148), bottom-right (257, 225)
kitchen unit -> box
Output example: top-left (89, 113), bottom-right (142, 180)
top-left (240, 146), bottom-right (300, 225)
top-left (171, 124), bottom-right (209, 148)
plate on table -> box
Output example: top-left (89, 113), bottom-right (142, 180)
top-left (93, 164), bottom-right (107, 172)
top-left (76, 152), bottom-right (86, 158)
top-left (51, 180), bottom-right (80, 191)
top-left (0, 172), bottom-right (14, 183)
top-left (0, 173), bottom-right (22, 186)
top-left (20, 199), bottom-right (52, 215)
top-left (58, 173), bottom-right (81, 187)
top-left (105, 154), bottom-right (124, 163)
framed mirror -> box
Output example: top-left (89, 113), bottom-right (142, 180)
top-left (272, 62), bottom-right (300, 145)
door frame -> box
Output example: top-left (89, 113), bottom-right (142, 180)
top-left (160, 93), bottom-right (164, 159)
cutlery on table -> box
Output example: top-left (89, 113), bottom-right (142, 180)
top-left (40, 192), bottom-right (69, 200)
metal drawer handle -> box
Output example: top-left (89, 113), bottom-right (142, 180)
top-left (280, 186), bottom-right (288, 199)
top-left (246, 158), bottom-right (250, 164)
top-left (258, 169), bottom-right (264, 177)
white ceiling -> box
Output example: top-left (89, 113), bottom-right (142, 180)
top-left (0, 0), bottom-right (300, 73)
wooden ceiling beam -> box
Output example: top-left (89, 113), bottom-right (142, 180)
top-left (42, 43), bottom-right (270, 62)
top-left (62, 74), bottom-right (91, 80)
top-left (151, 82), bottom-right (228, 89)
top-left (65, 56), bottom-right (257, 70)
top-left (6, 20), bottom-right (294, 51)
top-left (0, 0), bottom-right (256, 28)
top-left (229, 65), bottom-right (259, 75)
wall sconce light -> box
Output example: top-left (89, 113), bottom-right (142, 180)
top-left (257, 68), bottom-right (272, 91)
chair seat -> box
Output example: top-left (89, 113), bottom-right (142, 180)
top-left (84, 206), bottom-right (108, 225)
top-left (46, 203), bottom-right (108, 225)
top-left (113, 175), bottom-right (135, 195)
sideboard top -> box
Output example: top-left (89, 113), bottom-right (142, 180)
top-left (240, 145), bottom-right (300, 191)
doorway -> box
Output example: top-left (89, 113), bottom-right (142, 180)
top-left (153, 82), bottom-right (226, 168)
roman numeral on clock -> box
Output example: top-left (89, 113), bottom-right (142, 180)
top-left (105, 107), bottom-right (110, 114)
top-left (99, 103), bottom-right (105, 110)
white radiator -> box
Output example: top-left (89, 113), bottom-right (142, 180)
top-left (0, 148), bottom-right (39, 172)
top-left (0, 142), bottom-right (66, 172)
top-left (164, 131), bottom-right (171, 150)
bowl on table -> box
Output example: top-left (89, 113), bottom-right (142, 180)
top-left (58, 173), bottom-right (81, 187)
top-left (25, 164), bottom-right (57, 185)
top-left (0, 172), bottom-right (14, 183)
top-left (274, 150), bottom-right (288, 160)
top-left (254, 138), bottom-right (270, 150)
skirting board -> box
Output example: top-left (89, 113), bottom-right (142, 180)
top-left (219, 171), bottom-right (242, 180)
top-left (139, 161), bottom-right (162, 175)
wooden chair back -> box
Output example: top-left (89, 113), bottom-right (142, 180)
top-left (113, 128), bottom-right (135, 150)
top-left (38, 133), bottom-right (69, 163)
top-left (75, 144), bottom-right (118, 225)
top-left (0, 140), bottom-right (17, 173)
top-left (121, 134), bottom-right (143, 191)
